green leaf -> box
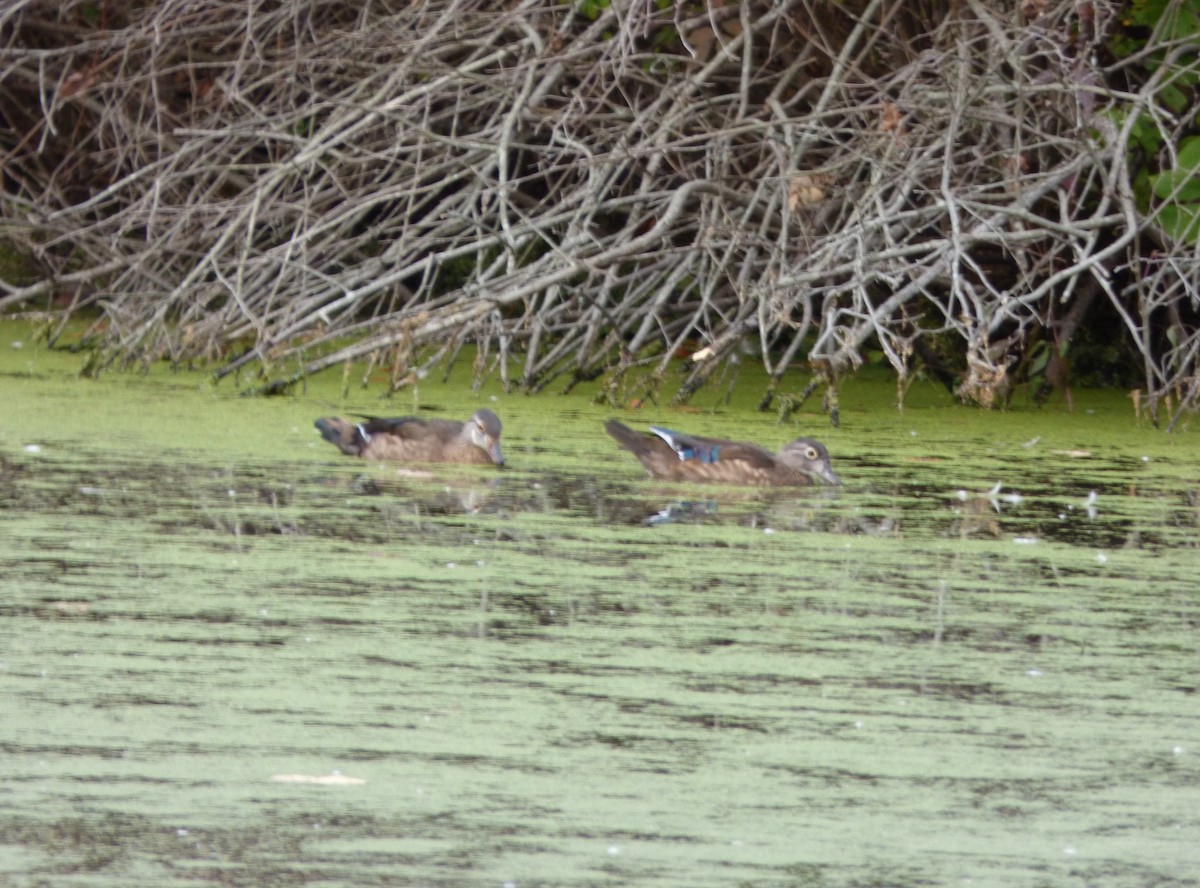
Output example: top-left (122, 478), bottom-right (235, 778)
top-left (578, 0), bottom-right (609, 21)
top-left (1029, 342), bottom-right (1050, 376)
top-left (1178, 136), bottom-right (1200, 169)
top-left (1155, 203), bottom-right (1200, 243)
top-left (1151, 169), bottom-right (1200, 202)
top-left (1130, 114), bottom-right (1163, 155)
top-left (1160, 84), bottom-right (1190, 114)
top-left (1133, 167), bottom-right (1153, 207)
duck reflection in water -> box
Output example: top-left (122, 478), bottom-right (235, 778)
top-left (334, 473), bottom-right (503, 517)
top-left (643, 500), bottom-right (719, 526)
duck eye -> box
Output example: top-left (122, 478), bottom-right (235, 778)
top-left (805, 447), bottom-right (818, 459)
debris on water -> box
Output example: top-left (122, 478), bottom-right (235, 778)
top-left (271, 773), bottom-right (366, 786)
top-left (644, 500), bottom-right (718, 526)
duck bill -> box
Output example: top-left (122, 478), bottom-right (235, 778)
top-left (818, 466), bottom-right (842, 486)
top-left (488, 440), bottom-right (505, 466)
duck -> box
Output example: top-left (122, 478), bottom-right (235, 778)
top-left (315, 408), bottom-right (504, 466)
top-left (604, 419), bottom-right (840, 486)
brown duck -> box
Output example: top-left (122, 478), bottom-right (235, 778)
top-left (315, 408), bottom-right (504, 466)
top-left (605, 420), bottom-right (840, 486)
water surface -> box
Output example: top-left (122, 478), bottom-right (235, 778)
top-left (2, 329), bottom-right (1198, 887)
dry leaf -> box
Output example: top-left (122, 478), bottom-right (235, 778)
top-left (60, 69), bottom-right (96, 100)
top-left (881, 102), bottom-right (904, 136)
top-left (1021, 0), bottom-right (1049, 21)
top-left (787, 174), bottom-right (826, 209)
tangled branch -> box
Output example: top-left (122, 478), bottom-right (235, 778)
top-left (1, 0), bottom-right (1197, 421)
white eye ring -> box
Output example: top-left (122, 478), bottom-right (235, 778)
top-left (805, 447), bottom-right (818, 460)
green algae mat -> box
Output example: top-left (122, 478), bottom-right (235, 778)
top-left (2, 323), bottom-right (1198, 887)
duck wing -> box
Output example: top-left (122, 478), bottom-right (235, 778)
top-left (355, 416), bottom-right (463, 442)
top-left (647, 427), bottom-right (776, 468)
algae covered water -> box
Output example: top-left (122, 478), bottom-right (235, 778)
top-left (1, 326), bottom-right (1198, 887)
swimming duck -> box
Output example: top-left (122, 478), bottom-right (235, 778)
top-left (605, 420), bottom-right (840, 486)
top-left (315, 408), bottom-right (504, 466)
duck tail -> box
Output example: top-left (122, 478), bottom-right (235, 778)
top-left (315, 417), bottom-right (366, 456)
top-left (603, 419), bottom-right (646, 455)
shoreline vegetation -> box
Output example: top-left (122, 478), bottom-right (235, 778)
top-left (1, 1), bottom-right (1197, 425)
